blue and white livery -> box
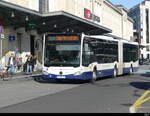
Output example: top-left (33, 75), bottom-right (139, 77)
top-left (41, 33), bottom-right (139, 82)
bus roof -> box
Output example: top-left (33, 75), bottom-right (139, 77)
top-left (121, 39), bottom-right (139, 45)
top-left (86, 35), bottom-right (139, 46)
top-left (87, 35), bottom-right (119, 42)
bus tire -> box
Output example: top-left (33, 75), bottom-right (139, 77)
top-left (90, 70), bottom-right (97, 83)
top-left (129, 65), bottom-right (133, 75)
top-left (113, 67), bottom-right (117, 78)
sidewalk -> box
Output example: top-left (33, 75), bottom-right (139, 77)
top-left (134, 65), bottom-right (150, 75)
top-left (0, 71), bottom-right (42, 81)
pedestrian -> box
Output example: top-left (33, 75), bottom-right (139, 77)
top-left (26, 55), bottom-right (33, 75)
top-left (23, 54), bottom-right (29, 73)
top-left (0, 66), bottom-right (9, 80)
top-left (7, 53), bottom-right (17, 76)
top-left (0, 64), bottom-right (3, 79)
top-left (17, 57), bottom-right (23, 72)
top-left (32, 55), bottom-right (37, 72)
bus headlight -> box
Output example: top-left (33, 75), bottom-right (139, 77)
top-left (74, 71), bottom-right (82, 76)
top-left (43, 71), bottom-right (49, 75)
top-left (43, 68), bottom-right (49, 75)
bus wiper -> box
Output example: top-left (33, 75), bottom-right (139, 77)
top-left (72, 64), bottom-right (80, 67)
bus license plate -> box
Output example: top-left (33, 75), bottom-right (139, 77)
top-left (57, 76), bottom-right (66, 79)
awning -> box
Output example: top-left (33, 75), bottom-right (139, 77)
top-left (0, 1), bottom-right (41, 31)
top-left (37, 11), bottom-right (112, 35)
top-left (0, 1), bottom-right (112, 35)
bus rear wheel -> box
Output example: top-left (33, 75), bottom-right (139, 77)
top-left (129, 66), bottom-right (133, 75)
top-left (113, 67), bottom-right (117, 78)
top-left (90, 70), bottom-right (97, 83)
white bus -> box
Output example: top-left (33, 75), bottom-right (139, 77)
top-left (41, 33), bottom-right (139, 82)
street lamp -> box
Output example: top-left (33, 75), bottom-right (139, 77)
top-left (54, 24), bottom-right (57, 28)
top-left (42, 22), bottom-right (46, 25)
top-left (11, 12), bottom-right (15, 18)
top-left (25, 16), bottom-right (29, 21)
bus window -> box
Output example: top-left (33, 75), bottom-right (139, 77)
top-left (82, 37), bottom-right (96, 66)
top-left (82, 43), bottom-right (94, 66)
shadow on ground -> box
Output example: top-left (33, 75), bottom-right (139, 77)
top-left (130, 82), bottom-right (150, 90)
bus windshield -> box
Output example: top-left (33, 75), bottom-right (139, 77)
top-left (44, 36), bottom-right (81, 67)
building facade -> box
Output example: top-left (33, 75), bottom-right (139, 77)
top-left (3, 0), bottom-right (133, 40)
top-left (0, 0), bottom-right (134, 69)
top-left (0, 0), bottom-right (42, 68)
top-left (47, 0), bottom-right (134, 40)
top-left (39, 0), bottom-right (49, 13)
top-left (2, 0), bottom-right (134, 40)
top-left (129, 0), bottom-right (150, 60)
top-left (3, 0), bottom-right (39, 11)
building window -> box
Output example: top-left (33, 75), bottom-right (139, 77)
top-left (147, 46), bottom-right (150, 51)
top-left (17, 33), bottom-right (22, 53)
top-left (141, 54), bottom-right (144, 59)
top-left (147, 54), bottom-right (150, 59)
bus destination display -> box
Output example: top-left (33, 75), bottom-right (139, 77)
top-left (47, 36), bottom-right (79, 41)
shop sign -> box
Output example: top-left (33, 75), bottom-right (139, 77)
top-left (8, 35), bottom-right (16, 41)
top-left (84, 8), bottom-right (100, 23)
top-left (84, 8), bottom-right (92, 19)
top-left (0, 34), bottom-right (5, 39)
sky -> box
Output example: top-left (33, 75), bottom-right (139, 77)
top-left (109, 0), bottom-right (144, 9)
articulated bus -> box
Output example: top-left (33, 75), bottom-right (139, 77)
top-left (42, 33), bottom-right (139, 82)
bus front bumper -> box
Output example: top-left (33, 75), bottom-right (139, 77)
top-left (40, 72), bottom-right (93, 80)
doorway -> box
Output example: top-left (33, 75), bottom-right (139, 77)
top-left (30, 35), bottom-right (35, 56)
top-left (17, 33), bottom-right (22, 53)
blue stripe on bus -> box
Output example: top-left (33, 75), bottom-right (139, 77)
top-left (123, 68), bottom-right (130, 74)
top-left (40, 67), bottom-right (139, 80)
top-left (40, 69), bottom-right (114, 80)
top-left (97, 69), bottom-right (114, 77)
top-left (123, 67), bottom-right (138, 74)
top-left (41, 72), bottom-right (92, 80)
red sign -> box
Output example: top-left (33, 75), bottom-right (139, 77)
top-left (84, 8), bottom-right (92, 19)
top-left (84, 8), bottom-right (100, 23)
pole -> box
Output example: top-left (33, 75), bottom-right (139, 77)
top-left (0, 38), bottom-right (2, 65)
top-left (92, 0), bottom-right (94, 16)
top-left (42, 34), bottom-right (46, 68)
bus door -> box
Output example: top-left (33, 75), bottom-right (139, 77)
top-left (118, 41), bottom-right (123, 75)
